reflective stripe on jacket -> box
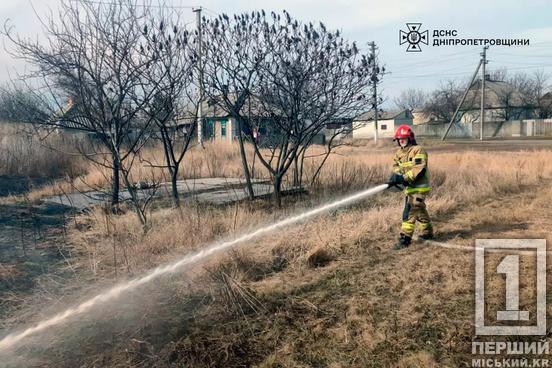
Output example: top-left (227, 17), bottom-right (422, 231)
top-left (392, 144), bottom-right (431, 194)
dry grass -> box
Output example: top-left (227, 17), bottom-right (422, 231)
top-left (137, 148), bottom-right (551, 367)
top-left (17, 140), bottom-right (260, 200)
top-left (0, 123), bottom-right (87, 178)
top-left (0, 128), bottom-right (206, 199)
top-left (63, 145), bottom-right (552, 296)
top-left (5, 141), bottom-right (552, 367)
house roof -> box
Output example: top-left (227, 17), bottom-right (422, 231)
top-left (460, 79), bottom-right (529, 110)
top-left (354, 109), bottom-right (411, 122)
top-left (540, 91), bottom-right (552, 104)
top-left (49, 100), bottom-right (92, 130)
top-left (201, 93), bottom-right (275, 118)
top-left (201, 98), bottom-right (230, 118)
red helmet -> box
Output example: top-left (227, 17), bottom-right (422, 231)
top-left (394, 124), bottom-right (415, 141)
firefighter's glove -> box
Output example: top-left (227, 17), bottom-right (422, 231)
top-left (387, 173), bottom-right (407, 187)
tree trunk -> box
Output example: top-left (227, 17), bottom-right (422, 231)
top-left (236, 118), bottom-right (255, 200)
top-left (119, 167), bottom-right (148, 229)
top-left (273, 174), bottom-right (282, 208)
top-left (111, 151), bottom-right (120, 210)
top-left (171, 166), bottom-right (180, 207)
top-left (298, 149), bottom-right (306, 188)
top-left (310, 146), bottom-right (334, 187)
top-left (293, 155), bottom-right (299, 187)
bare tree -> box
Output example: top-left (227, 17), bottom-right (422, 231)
top-left (201, 12), bottom-right (277, 200)
top-left (308, 120), bottom-right (354, 187)
top-left (140, 12), bottom-right (200, 207)
top-left (493, 88), bottom-right (527, 121)
top-left (532, 70), bottom-right (550, 116)
top-left (393, 88), bottom-right (427, 111)
top-left (487, 69), bottom-right (549, 119)
top-left (3, 0), bottom-right (165, 225)
top-left (490, 67), bottom-right (508, 82)
top-left (512, 70), bottom-right (550, 119)
top-left (239, 11), bottom-right (376, 206)
top-left (424, 80), bottom-right (467, 123)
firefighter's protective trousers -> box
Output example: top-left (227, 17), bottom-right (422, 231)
top-left (392, 144), bottom-right (433, 238)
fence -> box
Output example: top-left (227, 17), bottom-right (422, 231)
top-left (413, 122), bottom-right (472, 139)
top-left (413, 119), bottom-right (552, 139)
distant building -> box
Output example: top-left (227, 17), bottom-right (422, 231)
top-left (200, 96), bottom-right (328, 146)
top-left (459, 76), bottom-right (535, 123)
top-left (538, 92), bottom-right (552, 118)
top-left (201, 100), bottom-right (238, 142)
top-left (200, 96), bottom-right (272, 143)
top-left (323, 117), bottom-right (353, 142)
top-left (412, 108), bottom-right (440, 125)
top-left (352, 109), bottom-right (413, 139)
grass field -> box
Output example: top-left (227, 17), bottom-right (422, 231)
top-left (1, 135), bottom-right (552, 367)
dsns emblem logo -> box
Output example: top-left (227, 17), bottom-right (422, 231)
top-left (399, 23), bottom-right (428, 52)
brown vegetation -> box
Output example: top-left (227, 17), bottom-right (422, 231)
top-left (0, 123), bottom-right (86, 179)
top-left (2, 139), bottom-right (552, 367)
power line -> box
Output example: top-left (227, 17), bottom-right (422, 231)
top-left (202, 7), bottom-right (219, 16)
top-left (385, 62), bottom-right (552, 81)
top-left (489, 59), bottom-right (552, 66)
top-left (388, 59), bottom-right (476, 73)
top-left (385, 43), bottom-right (551, 72)
top-left (492, 52), bottom-right (552, 58)
top-left (385, 69), bottom-right (478, 80)
top-left (490, 64), bottom-right (552, 71)
top-left (382, 48), bottom-right (480, 63)
top-left (382, 50), bottom-right (481, 73)
top-left (388, 62), bottom-right (477, 75)
top-left (77, 0), bottom-right (218, 17)
top-left (77, 0), bottom-right (201, 9)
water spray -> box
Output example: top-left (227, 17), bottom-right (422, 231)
top-left (0, 183), bottom-right (389, 352)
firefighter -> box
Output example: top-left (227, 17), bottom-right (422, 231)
top-left (387, 124), bottom-right (433, 250)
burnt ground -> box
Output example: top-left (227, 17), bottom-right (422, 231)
top-left (0, 176), bottom-right (52, 197)
top-left (0, 200), bottom-right (74, 322)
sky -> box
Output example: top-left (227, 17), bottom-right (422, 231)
top-left (1, 0), bottom-right (551, 109)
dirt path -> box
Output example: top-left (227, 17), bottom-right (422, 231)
top-left (44, 178), bottom-right (275, 209)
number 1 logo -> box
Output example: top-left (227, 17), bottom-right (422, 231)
top-left (475, 239), bottom-right (546, 336)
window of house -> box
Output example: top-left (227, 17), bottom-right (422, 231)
top-left (380, 124), bottom-right (387, 130)
top-left (220, 120), bottom-right (227, 137)
top-left (205, 119), bottom-right (214, 138)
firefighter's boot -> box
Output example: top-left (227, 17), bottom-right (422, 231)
top-left (394, 234), bottom-right (412, 250)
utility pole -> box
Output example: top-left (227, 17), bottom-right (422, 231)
top-left (369, 41), bottom-right (379, 144)
top-left (442, 53), bottom-right (483, 141)
top-left (193, 7), bottom-right (204, 145)
top-left (480, 46), bottom-right (488, 141)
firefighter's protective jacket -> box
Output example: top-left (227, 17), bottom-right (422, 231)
top-left (392, 144), bottom-right (431, 194)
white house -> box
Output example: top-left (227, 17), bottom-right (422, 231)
top-left (352, 110), bottom-right (413, 139)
